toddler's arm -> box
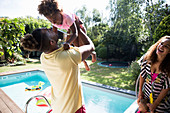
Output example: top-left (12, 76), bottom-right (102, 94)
top-left (52, 26), bottom-right (58, 34)
top-left (66, 22), bottom-right (78, 44)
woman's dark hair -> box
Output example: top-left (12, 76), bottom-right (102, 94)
top-left (20, 29), bottom-right (42, 51)
top-left (38, 0), bottom-right (61, 17)
top-left (144, 36), bottom-right (170, 77)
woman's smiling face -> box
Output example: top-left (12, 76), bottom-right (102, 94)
top-left (156, 38), bottom-right (170, 57)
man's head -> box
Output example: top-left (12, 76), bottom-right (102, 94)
top-left (20, 28), bottom-right (58, 53)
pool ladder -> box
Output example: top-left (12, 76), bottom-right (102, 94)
top-left (25, 95), bottom-right (52, 113)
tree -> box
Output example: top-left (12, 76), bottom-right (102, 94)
top-left (103, 0), bottom-right (143, 61)
top-left (92, 9), bottom-right (101, 26)
top-left (76, 6), bottom-right (92, 28)
top-left (143, 0), bottom-right (169, 38)
top-left (140, 0), bottom-right (169, 53)
top-left (152, 15), bottom-right (170, 42)
top-left (18, 16), bottom-right (51, 34)
top-left (75, 7), bottom-right (108, 52)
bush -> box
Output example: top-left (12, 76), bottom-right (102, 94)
top-left (18, 16), bottom-right (51, 34)
top-left (128, 61), bottom-right (141, 81)
top-left (0, 18), bottom-right (25, 61)
top-left (97, 47), bottom-right (107, 59)
top-left (0, 17), bottom-right (51, 62)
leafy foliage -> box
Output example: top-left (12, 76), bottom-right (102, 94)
top-left (128, 61), bottom-right (141, 82)
top-left (0, 18), bottom-right (25, 62)
top-left (0, 17), bottom-right (51, 62)
top-left (101, 0), bottom-right (143, 61)
top-left (140, 0), bottom-right (169, 52)
top-left (0, 0), bottom-right (169, 63)
top-left (17, 16), bottom-right (51, 34)
top-left (152, 15), bottom-right (170, 42)
top-left (97, 46), bottom-right (107, 59)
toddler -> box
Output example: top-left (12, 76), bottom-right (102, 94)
top-left (38, 0), bottom-right (96, 71)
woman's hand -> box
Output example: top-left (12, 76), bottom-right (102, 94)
top-left (147, 103), bottom-right (156, 113)
top-left (137, 91), bottom-right (144, 104)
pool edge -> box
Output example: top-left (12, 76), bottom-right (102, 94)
top-left (82, 79), bottom-right (136, 96)
top-left (0, 68), bottom-right (43, 76)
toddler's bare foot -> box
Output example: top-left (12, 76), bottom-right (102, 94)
top-left (83, 60), bottom-right (90, 71)
top-left (91, 51), bottom-right (96, 63)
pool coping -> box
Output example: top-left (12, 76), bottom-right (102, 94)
top-left (81, 79), bottom-right (136, 96)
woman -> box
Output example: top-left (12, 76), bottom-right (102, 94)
top-left (137, 36), bottom-right (170, 112)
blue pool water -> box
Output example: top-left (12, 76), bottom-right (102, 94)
top-left (0, 70), bottom-right (135, 113)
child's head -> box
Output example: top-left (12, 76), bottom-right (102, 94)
top-left (38, 0), bottom-right (63, 25)
top-left (21, 28), bottom-right (58, 52)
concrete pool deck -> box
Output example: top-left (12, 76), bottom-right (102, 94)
top-left (0, 68), bottom-right (40, 113)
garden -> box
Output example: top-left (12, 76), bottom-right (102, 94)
top-left (0, 0), bottom-right (170, 92)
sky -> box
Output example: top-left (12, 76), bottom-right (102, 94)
top-left (0, 0), bottom-right (110, 19)
top-left (0, 0), bottom-right (169, 20)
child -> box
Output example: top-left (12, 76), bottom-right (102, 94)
top-left (38, 0), bottom-right (96, 71)
top-left (20, 28), bottom-right (95, 113)
top-left (137, 36), bottom-right (170, 112)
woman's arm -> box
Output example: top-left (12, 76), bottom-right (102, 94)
top-left (137, 74), bottom-right (145, 104)
top-left (147, 88), bottom-right (169, 112)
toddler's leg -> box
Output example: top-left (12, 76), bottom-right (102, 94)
top-left (78, 26), bottom-right (97, 62)
top-left (80, 25), bottom-right (97, 63)
top-left (91, 51), bottom-right (96, 63)
top-left (83, 60), bottom-right (90, 71)
top-left (68, 27), bottom-right (91, 71)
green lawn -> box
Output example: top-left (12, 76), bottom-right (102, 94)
top-left (80, 61), bottom-right (136, 91)
top-left (0, 60), bottom-right (136, 91)
top-left (0, 63), bottom-right (41, 73)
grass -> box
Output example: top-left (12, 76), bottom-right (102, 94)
top-left (0, 61), bottom-right (42, 73)
top-left (0, 59), bottom-right (136, 91)
top-left (80, 61), bottom-right (136, 91)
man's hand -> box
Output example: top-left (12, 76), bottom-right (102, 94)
top-left (63, 42), bottom-right (70, 50)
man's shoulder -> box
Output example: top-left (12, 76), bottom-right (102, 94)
top-left (69, 47), bottom-right (80, 52)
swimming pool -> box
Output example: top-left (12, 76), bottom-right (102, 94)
top-left (0, 70), bottom-right (135, 113)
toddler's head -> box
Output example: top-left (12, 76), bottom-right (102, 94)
top-left (38, 0), bottom-right (63, 25)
